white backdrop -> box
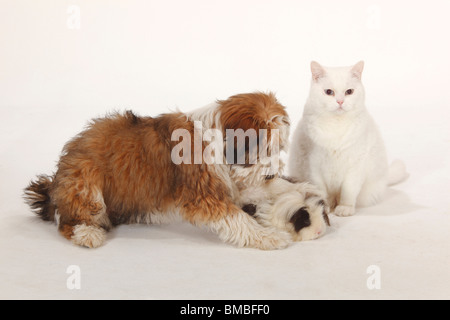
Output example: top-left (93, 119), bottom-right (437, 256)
top-left (1, 0), bottom-right (449, 300)
top-left (2, 1), bottom-right (450, 114)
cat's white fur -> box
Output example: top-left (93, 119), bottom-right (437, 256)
top-left (289, 61), bottom-right (408, 216)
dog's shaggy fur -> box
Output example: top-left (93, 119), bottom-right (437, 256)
top-left (24, 92), bottom-right (329, 249)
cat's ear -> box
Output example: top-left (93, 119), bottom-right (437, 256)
top-left (311, 61), bottom-right (326, 81)
top-left (351, 61), bottom-right (364, 80)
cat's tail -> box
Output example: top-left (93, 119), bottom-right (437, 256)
top-left (387, 159), bottom-right (409, 186)
top-left (23, 175), bottom-right (56, 222)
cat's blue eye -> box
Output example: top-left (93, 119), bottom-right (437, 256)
top-left (325, 89), bottom-right (334, 96)
top-left (345, 89), bottom-right (354, 95)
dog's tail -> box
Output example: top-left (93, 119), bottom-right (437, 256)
top-left (23, 175), bottom-right (56, 222)
top-left (387, 159), bottom-right (409, 186)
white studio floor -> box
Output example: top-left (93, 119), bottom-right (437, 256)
top-left (0, 101), bottom-right (449, 300)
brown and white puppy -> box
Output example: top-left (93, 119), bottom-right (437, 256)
top-left (24, 92), bottom-right (328, 249)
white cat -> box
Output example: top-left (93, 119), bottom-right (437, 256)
top-left (288, 61), bottom-right (408, 216)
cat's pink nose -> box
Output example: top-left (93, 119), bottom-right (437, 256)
top-left (337, 100), bottom-right (344, 106)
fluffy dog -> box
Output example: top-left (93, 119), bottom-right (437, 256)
top-left (24, 92), bottom-right (328, 249)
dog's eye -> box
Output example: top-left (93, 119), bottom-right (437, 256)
top-left (345, 89), bottom-right (354, 95)
top-left (325, 89), bottom-right (334, 96)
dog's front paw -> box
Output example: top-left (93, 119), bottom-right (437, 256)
top-left (334, 205), bottom-right (355, 217)
top-left (250, 228), bottom-right (292, 250)
top-left (216, 212), bottom-right (292, 250)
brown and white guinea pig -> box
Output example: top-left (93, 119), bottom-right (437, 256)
top-left (241, 177), bottom-right (330, 241)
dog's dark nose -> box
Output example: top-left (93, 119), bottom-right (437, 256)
top-left (289, 207), bottom-right (311, 232)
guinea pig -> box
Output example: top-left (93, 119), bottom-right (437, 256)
top-left (241, 177), bottom-right (330, 242)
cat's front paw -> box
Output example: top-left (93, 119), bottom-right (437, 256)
top-left (334, 205), bottom-right (355, 217)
